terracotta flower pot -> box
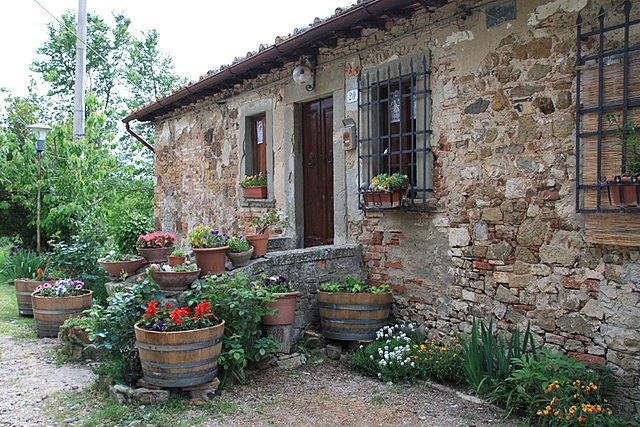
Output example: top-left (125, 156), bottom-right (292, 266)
top-left (134, 320), bottom-right (225, 388)
top-left (97, 257), bottom-right (146, 280)
top-left (226, 247), bottom-right (254, 268)
top-left (31, 291), bottom-right (93, 338)
top-left (150, 269), bottom-right (201, 291)
top-left (242, 186), bottom-right (267, 199)
top-left (363, 190), bottom-right (402, 208)
top-left (192, 247), bottom-right (229, 276)
top-left (246, 234), bottom-right (269, 257)
top-left (14, 278), bottom-right (48, 316)
top-left (607, 176), bottom-right (640, 207)
top-left (262, 292), bottom-right (300, 325)
top-left (137, 247), bottom-right (173, 263)
top-left (167, 255), bottom-right (186, 267)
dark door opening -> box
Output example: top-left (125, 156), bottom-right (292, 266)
top-left (302, 97), bottom-right (334, 247)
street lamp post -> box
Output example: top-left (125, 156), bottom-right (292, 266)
top-left (27, 123), bottom-right (52, 256)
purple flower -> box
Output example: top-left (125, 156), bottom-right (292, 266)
top-left (212, 230), bottom-right (219, 235)
top-left (75, 284), bottom-right (83, 290)
top-left (35, 285), bottom-right (42, 292)
top-left (42, 283), bottom-right (52, 288)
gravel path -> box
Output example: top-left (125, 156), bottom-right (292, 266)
top-left (0, 319), bottom-right (521, 427)
top-left (0, 333), bottom-right (95, 427)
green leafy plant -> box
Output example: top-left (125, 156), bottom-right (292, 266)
top-left (259, 275), bottom-right (295, 293)
top-left (250, 209), bottom-right (288, 235)
top-left (319, 276), bottom-right (390, 294)
top-left (606, 113), bottom-right (640, 176)
top-left (184, 272), bottom-right (279, 387)
top-left (240, 172), bottom-right (267, 188)
top-left (170, 249), bottom-right (186, 257)
top-left (227, 236), bottom-right (252, 253)
top-left (87, 279), bottom-right (163, 385)
top-left (34, 278), bottom-right (87, 297)
top-left (460, 318), bottom-right (536, 395)
top-left (110, 212), bottom-right (153, 255)
top-left (0, 245), bottom-right (47, 285)
top-left (98, 252), bottom-right (142, 262)
top-left (489, 347), bottom-right (618, 422)
top-left (149, 262), bottom-right (198, 273)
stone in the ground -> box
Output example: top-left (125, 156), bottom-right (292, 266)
top-left (109, 384), bottom-right (134, 404)
top-left (303, 330), bottom-right (326, 349)
top-left (326, 343), bottom-right (342, 360)
top-left (132, 388), bottom-right (169, 405)
top-left (265, 324), bottom-right (294, 354)
top-left (277, 353), bottom-right (302, 370)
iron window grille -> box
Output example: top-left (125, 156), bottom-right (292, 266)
top-left (576, 1), bottom-right (640, 213)
top-left (357, 54), bottom-right (433, 211)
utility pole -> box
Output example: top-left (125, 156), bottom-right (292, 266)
top-left (73, 0), bottom-right (87, 140)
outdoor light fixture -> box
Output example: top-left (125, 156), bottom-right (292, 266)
top-left (26, 122), bottom-right (51, 256)
top-left (27, 123), bottom-right (52, 153)
top-left (292, 65), bottom-right (314, 91)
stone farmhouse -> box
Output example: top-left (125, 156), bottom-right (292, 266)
top-left (124, 0), bottom-right (640, 413)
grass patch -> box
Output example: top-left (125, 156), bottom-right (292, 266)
top-left (49, 385), bottom-right (238, 427)
top-left (371, 392), bottom-right (386, 405)
top-left (0, 284), bottom-right (36, 340)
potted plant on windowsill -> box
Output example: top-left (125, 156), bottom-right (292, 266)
top-left (246, 209), bottom-right (288, 258)
top-left (605, 114), bottom-right (640, 207)
top-left (226, 236), bottom-right (254, 268)
top-left (97, 252), bottom-right (145, 280)
top-left (240, 172), bottom-right (268, 199)
top-left (134, 299), bottom-right (225, 388)
top-left (148, 261), bottom-right (201, 291)
top-left (317, 276), bottom-right (391, 341)
top-left (361, 173), bottom-right (408, 208)
top-left (187, 226), bottom-right (230, 276)
top-left (136, 231), bottom-right (177, 263)
top-left (260, 275), bottom-right (299, 326)
top-left (167, 249), bottom-right (186, 267)
top-left (31, 278), bottom-right (93, 338)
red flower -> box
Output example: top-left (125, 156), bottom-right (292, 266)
top-left (194, 300), bottom-right (212, 319)
top-left (170, 307), bottom-right (192, 326)
top-left (144, 300), bottom-right (158, 318)
top-left (36, 268), bottom-right (44, 278)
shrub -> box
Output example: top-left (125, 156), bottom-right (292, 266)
top-left (0, 245), bottom-right (47, 285)
top-left (88, 279), bottom-right (162, 385)
top-left (348, 323), bottom-right (465, 385)
top-left (460, 318), bottom-right (536, 395)
top-left (110, 212), bottom-right (153, 255)
top-left (184, 272), bottom-right (279, 387)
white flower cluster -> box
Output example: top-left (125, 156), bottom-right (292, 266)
top-left (376, 343), bottom-right (413, 368)
top-left (374, 322), bottom-right (416, 343)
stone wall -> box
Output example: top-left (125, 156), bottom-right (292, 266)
top-left (150, 0), bottom-right (640, 413)
top-left (239, 244), bottom-right (364, 339)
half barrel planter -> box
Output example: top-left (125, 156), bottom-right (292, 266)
top-left (31, 291), bottom-right (93, 338)
top-left (317, 291), bottom-right (393, 341)
top-left (137, 247), bottom-right (173, 263)
top-left (134, 320), bottom-right (225, 388)
top-left (262, 292), bottom-right (300, 325)
top-left (192, 247), bottom-right (229, 276)
top-left (14, 278), bottom-right (46, 316)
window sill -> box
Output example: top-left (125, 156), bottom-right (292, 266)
top-left (240, 199), bottom-right (276, 208)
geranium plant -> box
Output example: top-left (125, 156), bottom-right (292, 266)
top-left (240, 172), bottom-right (267, 188)
top-left (187, 226), bottom-right (230, 249)
top-left (139, 299), bottom-right (218, 332)
top-left (368, 173), bottom-right (408, 192)
top-left (136, 231), bottom-right (176, 249)
top-left (260, 275), bottom-right (295, 293)
top-left (227, 236), bottom-right (252, 253)
top-left (35, 278), bottom-right (86, 297)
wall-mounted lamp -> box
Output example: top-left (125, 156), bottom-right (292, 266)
top-left (341, 118), bottom-right (356, 150)
top-left (292, 65), bottom-right (314, 91)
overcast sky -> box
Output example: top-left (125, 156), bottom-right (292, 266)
top-left (0, 0), bottom-right (344, 98)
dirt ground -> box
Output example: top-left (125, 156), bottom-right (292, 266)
top-left (0, 322), bottom-right (522, 427)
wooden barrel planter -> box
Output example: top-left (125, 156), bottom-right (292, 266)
top-left (134, 320), bottom-right (225, 388)
top-left (317, 291), bottom-right (392, 341)
top-left (31, 291), bottom-right (93, 338)
top-left (14, 278), bottom-right (46, 316)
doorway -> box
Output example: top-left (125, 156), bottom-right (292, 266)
top-left (302, 97), bottom-right (334, 247)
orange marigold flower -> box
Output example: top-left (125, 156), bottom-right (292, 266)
top-left (577, 416), bottom-right (587, 422)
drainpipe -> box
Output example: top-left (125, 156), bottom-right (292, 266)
top-left (125, 121), bottom-right (155, 153)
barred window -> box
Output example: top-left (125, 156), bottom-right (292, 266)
top-left (358, 53), bottom-right (433, 210)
